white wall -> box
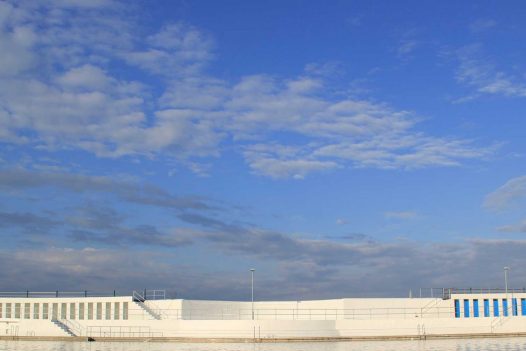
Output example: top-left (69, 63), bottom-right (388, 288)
top-left (2, 293), bottom-right (526, 339)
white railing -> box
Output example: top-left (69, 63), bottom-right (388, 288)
top-left (123, 306), bottom-right (456, 320)
top-left (86, 325), bottom-right (163, 338)
top-left (132, 291), bottom-right (169, 320)
top-left (57, 318), bottom-right (85, 336)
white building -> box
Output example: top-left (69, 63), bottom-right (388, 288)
top-left (1, 289), bottom-right (526, 341)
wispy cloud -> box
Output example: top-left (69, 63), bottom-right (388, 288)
top-left (2, 238), bottom-right (526, 299)
top-left (469, 19), bottom-right (497, 33)
top-left (455, 45), bottom-right (526, 100)
top-left (0, 2), bottom-right (494, 179)
top-left (484, 175), bottom-right (526, 211)
top-left (497, 220), bottom-right (526, 233)
top-left (384, 211), bottom-right (417, 220)
top-left (0, 168), bottom-right (212, 211)
top-left (0, 211), bottom-right (59, 234)
top-left (335, 218), bottom-right (349, 225)
top-left (397, 39), bottom-right (417, 59)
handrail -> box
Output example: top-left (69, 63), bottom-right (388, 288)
top-left (490, 295), bottom-right (521, 332)
top-left (132, 291), bottom-right (145, 302)
top-left (419, 298), bottom-right (442, 317)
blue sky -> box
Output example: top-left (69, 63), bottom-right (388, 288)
top-left (1, 0), bottom-right (526, 300)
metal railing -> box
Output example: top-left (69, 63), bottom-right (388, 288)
top-left (0, 291), bottom-right (127, 298)
top-left (414, 288), bottom-right (449, 298)
top-left (86, 325), bottom-right (163, 338)
top-left (122, 306), bottom-right (457, 320)
top-left (132, 290), bottom-right (166, 301)
top-left (450, 288), bottom-right (526, 295)
top-left (0, 289), bottom-right (169, 299)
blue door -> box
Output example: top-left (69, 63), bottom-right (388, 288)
top-left (454, 299), bottom-right (460, 318)
top-left (464, 299), bottom-right (470, 317)
top-left (493, 299), bottom-right (500, 317)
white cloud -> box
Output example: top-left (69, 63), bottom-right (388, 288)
top-left (335, 218), bottom-right (348, 225)
top-left (0, 2), bottom-right (494, 178)
top-left (484, 175), bottom-right (526, 211)
top-left (469, 19), bottom-right (497, 33)
top-left (56, 64), bottom-right (112, 90)
top-left (497, 220), bottom-right (526, 233)
top-left (397, 39), bottom-right (417, 59)
top-left (455, 45), bottom-right (526, 98)
top-left (125, 23), bottom-right (213, 77)
top-left (385, 211), bottom-right (417, 220)
top-left (0, 15), bottom-right (36, 76)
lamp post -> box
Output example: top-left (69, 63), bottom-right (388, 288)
top-left (504, 266), bottom-right (510, 298)
top-left (250, 269), bottom-right (255, 320)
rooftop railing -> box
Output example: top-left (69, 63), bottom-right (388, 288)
top-left (412, 288), bottom-right (526, 299)
top-left (0, 289), bottom-right (168, 299)
top-left (449, 288), bottom-right (526, 295)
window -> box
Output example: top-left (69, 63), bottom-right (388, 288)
top-left (105, 302), bottom-right (111, 320)
top-left (522, 298), bottom-right (526, 316)
top-left (61, 303), bottom-right (67, 319)
top-left (114, 302), bottom-right (120, 320)
top-left (33, 303), bottom-right (40, 319)
top-left (70, 303), bottom-right (76, 319)
top-left (503, 299), bottom-right (509, 317)
top-left (513, 298), bottom-right (518, 316)
top-left (15, 303), bottom-right (21, 318)
top-left (43, 303), bottom-right (48, 319)
top-left (24, 303), bottom-right (30, 319)
top-left (96, 302), bottom-right (102, 320)
top-left (88, 303), bottom-right (93, 320)
top-left (79, 303), bottom-right (84, 320)
top-left (0, 303), bottom-right (2, 318)
top-left (52, 303), bottom-right (58, 319)
top-left (123, 302), bottom-right (128, 320)
top-left (5, 303), bottom-right (11, 318)
top-left (483, 299), bottom-right (490, 317)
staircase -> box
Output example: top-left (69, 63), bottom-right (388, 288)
top-left (419, 298), bottom-right (447, 318)
top-left (133, 290), bottom-right (162, 320)
top-left (51, 319), bottom-right (76, 337)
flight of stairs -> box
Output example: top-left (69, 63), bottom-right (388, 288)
top-left (51, 319), bottom-right (76, 337)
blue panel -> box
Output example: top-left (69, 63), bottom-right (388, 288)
top-left (464, 299), bottom-right (470, 317)
top-left (473, 299), bottom-right (479, 317)
top-left (454, 299), bottom-right (460, 318)
top-left (503, 299), bottom-right (509, 317)
top-left (513, 298), bottom-right (518, 316)
top-left (493, 299), bottom-right (500, 317)
top-left (484, 299), bottom-right (490, 317)
top-left (521, 298), bottom-right (526, 316)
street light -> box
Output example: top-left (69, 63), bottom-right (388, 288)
top-left (250, 269), bottom-right (255, 320)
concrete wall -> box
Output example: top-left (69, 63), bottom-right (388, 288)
top-left (2, 293), bottom-right (526, 339)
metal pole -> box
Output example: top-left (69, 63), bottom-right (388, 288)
top-left (504, 267), bottom-right (511, 316)
top-left (250, 269), bottom-right (255, 320)
top-left (504, 267), bottom-right (510, 298)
